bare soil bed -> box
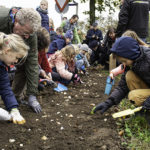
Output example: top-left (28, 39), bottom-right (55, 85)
top-left (0, 68), bottom-right (127, 150)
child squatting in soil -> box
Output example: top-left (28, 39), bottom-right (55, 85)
top-left (93, 36), bottom-right (150, 115)
top-left (48, 45), bottom-right (81, 85)
top-left (0, 32), bottom-right (29, 124)
top-left (37, 27), bottom-right (57, 90)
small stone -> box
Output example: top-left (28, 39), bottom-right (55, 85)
top-left (57, 122), bottom-right (61, 125)
top-left (64, 92), bottom-right (67, 95)
top-left (50, 119), bottom-right (54, 122)
top-left (65, 114), bottom-right (68, 116)
top-left (28, 128), bottom-right (31, 131)
top-left (68, 114), bottom-right (73, 118)
top-left (68, 96), bottom-right (71, 99)
top-left (65, 99), bottom-right (69, 102)
top-left (119, 130), bottom-right (124, 136)
top-left (20, 144), bottom-right (23, 147)
top-left (79, 136), bottom-right (84, 140)
top-left (101, 145), bottom-right (107, 150)
top-left (57, 112), bottom-right (60, 114)
top-left (41, 136), bottom-right (48, 140)
top-left (104, 118), bottom-right (107, 122)
top-left (42, 115), bottom-right (47, 118)
top-left (9, 139), bottom-right (15, 143)
top-left (56, 103), bottom-right (60, 106)
top-left (36, 119), bottom-right (39, 121)
top-left (60, 127), bottom-right (64, 130)
top-left (90, 103), bottom-right (95, 106)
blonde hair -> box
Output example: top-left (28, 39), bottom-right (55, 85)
top-left (122, 30), bottom-right (149, 47)
top-left (55, 45), bottom-right (78, 62)
top-left (40, 0), bottom-right (48, 7)
top-left (0, 32), bottom-right (29, 56)
top-left (16, 8), bottom-right (41, 32)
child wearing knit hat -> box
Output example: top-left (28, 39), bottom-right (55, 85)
top-left (93, 36), bottom-right (150, 119)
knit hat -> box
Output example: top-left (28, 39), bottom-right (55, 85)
top-left (65, 30), bottom-right (73, 40)
top-left (80, 44), bottom-right (90, 52)
top-left (110, 36), bottom-right (140, 60)
top-left (89, 40), bottom-right (99, 49)
top-left (92, 22), bottom-right (98, 27)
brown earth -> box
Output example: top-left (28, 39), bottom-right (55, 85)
top-left (0, 68), bottom-right (127, 150)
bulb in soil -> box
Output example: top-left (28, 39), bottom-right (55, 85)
top-left (0, 108), bottom-right (11, 120)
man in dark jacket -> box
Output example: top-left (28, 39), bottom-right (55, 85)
top-left (93, 36), bottom-right (150, 115)
top-left (0, 7), bottom-right (42, 113)
top-left (86, 23), bottom-right (103, 46)
top-left (116, 0), bottom-right (150, 41)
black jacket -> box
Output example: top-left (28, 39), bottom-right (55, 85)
top-left (116, 0), bottom-right (150, 38)
top-left (86, 29), bottom-right (103, 45)
top-left (109, 46), bottom-right (150, 104)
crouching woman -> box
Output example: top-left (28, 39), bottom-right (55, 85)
top-left (0, 32), bottom-right (29, 124)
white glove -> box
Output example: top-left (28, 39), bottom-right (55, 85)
top-left (10, 108), bottom-right (26, 124)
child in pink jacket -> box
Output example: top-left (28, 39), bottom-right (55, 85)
top-left (48, 45), bottom-right (80, 85)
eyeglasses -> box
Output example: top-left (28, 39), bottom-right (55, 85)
top-left (14, 53), bottom-right (28, 66)
top-left (21, 33), bottom-right (34, 38)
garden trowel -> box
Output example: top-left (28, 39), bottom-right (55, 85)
top-left (112, 106), bottom-right (142, 118)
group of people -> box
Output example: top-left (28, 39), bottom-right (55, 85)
top-left (0, 0), bottom-right (150, 126)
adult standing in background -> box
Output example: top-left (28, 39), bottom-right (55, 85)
top-left (116, 0), bottom-right (150, 41)
top-left (0, 7), bottom-right (42, 113)
top-left (60, 14), bottom-right (81, 44)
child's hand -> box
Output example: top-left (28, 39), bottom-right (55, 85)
top-left (10, 108), bottom-right (26, 124)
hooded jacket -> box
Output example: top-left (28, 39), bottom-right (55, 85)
top-left (108, 46), bottom-right (150, 105)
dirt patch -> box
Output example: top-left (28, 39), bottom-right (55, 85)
top-left (0, 68), bottom-right (127, 150)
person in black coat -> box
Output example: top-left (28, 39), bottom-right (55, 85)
top-left (116, 0), bottom-right (150, 41)
top-left (101, 27), bottom-right (116, 64)
top-left (93, 36), bottom-right (150, 115)
top-left (86, 23), bottom-right (103, 46)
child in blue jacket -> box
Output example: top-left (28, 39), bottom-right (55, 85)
top-left (36, 0), bottom-right (49, 32)
top-left (0, 32), bottom-right (29, 124)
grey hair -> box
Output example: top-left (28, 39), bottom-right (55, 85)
top-left (0, 32), bottom-right (29, 56)
top-left (16, 8), bottom-right (41, 32)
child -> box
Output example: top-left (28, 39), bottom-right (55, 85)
top-left (0, 32), bottom-right (29, 124)
top-left (37, 27), bottom-right (56, 90)
top-left (48, 45), bottom-right (80, 85)
top-left (122, 30), bottom-right (149, 47)
top-left (93, 36), bottom-right (150, 115)
top-left (75, 44), bottom-right (90, 74)
top-left (47, 30), bottom-right (73, 55)
top-left (36, 0), bottom-right (49, 32)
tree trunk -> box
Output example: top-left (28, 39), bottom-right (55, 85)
top-left (90, 0), bottom-right (95, 25)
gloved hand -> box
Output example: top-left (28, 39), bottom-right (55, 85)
top-left (142, 97), bottom-right (150, 110)
top-left (92, 99), bottom-right (114, 114)
top-left (10, 108), bottom-right (26, 124)
top-left (47, 80), bottom-right (57, 88)
top-left (71, 74), bottom-right (81, 84)
top-left (28, 95), bottom-right (42, 113)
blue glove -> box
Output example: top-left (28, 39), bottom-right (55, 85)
top-left (28, 95), bottom-right (42, 113)
top-left (92, 99), bottom-right (114, 114)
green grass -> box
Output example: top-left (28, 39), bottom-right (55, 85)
top-left (117, 99), bottom-right (150, 150)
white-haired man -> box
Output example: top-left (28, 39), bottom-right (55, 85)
top-left (0, 7), bottom-right (42, 113)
